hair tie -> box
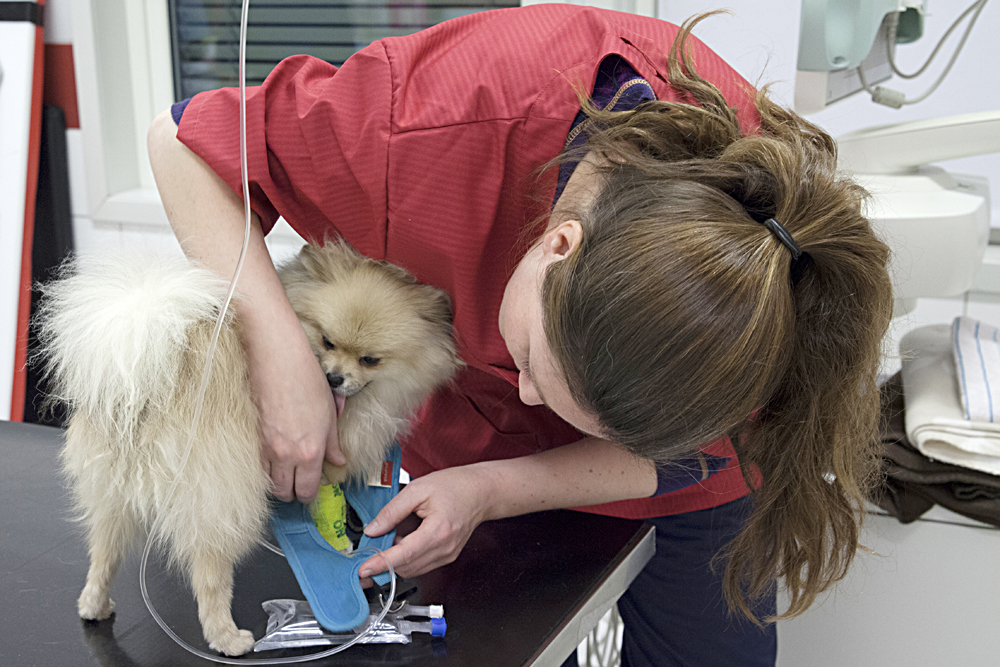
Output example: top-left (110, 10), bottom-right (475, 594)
top-left (761, 218), bottom-right (803, 261)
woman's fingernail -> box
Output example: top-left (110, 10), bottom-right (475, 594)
top-left (359, 568), bottom-right (371, 578)
top-left (364, 520), bottom-right (379, 536)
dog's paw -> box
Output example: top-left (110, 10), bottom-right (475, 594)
top-left (209, 628), bottom-right (255, 656)
top-left (78, 587), bottom-right (115, 621)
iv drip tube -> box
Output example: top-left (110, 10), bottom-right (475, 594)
top-left (137, 0), bottom-right (396, 660)
top-left (140, 547), bottom-right (396, 665)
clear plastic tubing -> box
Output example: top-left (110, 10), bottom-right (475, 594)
top-left (140, 547), bottom-right (395, 664)
top-left (137, 0), bottom-right (395, 660)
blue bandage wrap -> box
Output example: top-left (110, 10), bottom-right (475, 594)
top-left (270, 444), bottom-right (401, 631)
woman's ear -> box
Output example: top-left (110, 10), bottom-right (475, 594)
top-left (542, 220), bottom-right (584, 260)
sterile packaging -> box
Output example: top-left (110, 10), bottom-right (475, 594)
top-left (254, 599), bottom-right (446, 652)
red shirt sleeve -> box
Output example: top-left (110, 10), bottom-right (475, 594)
top-left (175, 47), bottom-right (392, 259)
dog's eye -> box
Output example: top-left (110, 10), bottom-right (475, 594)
top-left (322, 336), bottom-right (336, 351)
top-left (359, 356), bottom-right (381, 367)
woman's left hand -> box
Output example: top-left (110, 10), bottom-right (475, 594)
top-left (358, 465), bottom-right (496, 580)
top-left (356, 438), bottom-right (657, 582)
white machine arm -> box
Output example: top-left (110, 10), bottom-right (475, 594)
top-left (838, 110), bottom-right (1000, 174)
top-left (836, 110), bottom-right (998, 308)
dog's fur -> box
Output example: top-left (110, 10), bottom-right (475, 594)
top-left (36, 241), bottom-right (460, 655)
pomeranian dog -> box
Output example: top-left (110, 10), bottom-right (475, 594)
top-left (36, 240), bottom-right (460, 656)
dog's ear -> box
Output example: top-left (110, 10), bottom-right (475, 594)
top-left (411, 284), bottom-right (454, 329)
top-left (295, 239), bottom-right (357, 284)
top-left (410, 283), bottom-right (462, 368)
top-left (294, 243), bottom-right (329, 281)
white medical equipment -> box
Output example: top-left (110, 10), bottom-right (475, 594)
top-left (796, 0), bottom-right (999, 314)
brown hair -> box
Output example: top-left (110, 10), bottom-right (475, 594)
top-left (540, 14), bottom-right (893, 622)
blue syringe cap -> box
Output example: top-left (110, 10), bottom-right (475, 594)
top-left (430, 617), bottom-right (447, 637)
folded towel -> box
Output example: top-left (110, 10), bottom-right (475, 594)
top-left (876, 373), bottom-right (1000, 527)
top-left (952, 316), bottom-right (1000, 422)
top-left (900, 324), bottom-right (1000, 476)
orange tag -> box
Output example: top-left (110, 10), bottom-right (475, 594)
top-left (368, 460), bottom-right (393, 488)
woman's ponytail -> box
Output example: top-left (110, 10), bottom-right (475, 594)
top-left (722, 222), bottom-right (893, 621)
top-left (719, 84), bottom-right (893, 620)
top-left (542, 12), bottom-right (894, 622)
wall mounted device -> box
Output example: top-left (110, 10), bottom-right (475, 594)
top-left (795, 0), bottom-right (997, 315)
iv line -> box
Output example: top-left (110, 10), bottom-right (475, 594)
top-left (887, 0), bottom-right (989, 80)
top-left (860, 0), bottom-right (989, 108)
top-left (137, 0), bottom-right (396, 659)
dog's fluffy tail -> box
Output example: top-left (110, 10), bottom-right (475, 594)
top-left (34, 252), bottom-right (231, 442)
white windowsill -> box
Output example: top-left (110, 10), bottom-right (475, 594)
top-left (94, 187), bottom-right (304, 243)
top-left (93, 188), bottom-right (169, 227)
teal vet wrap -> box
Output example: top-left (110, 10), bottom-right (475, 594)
top-left (270, 443), bottom-right (401, 631)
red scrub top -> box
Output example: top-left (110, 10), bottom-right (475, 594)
top-left (176, 4), bottom-right (760, 519)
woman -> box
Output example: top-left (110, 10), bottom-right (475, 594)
top-left (148, 6), bottom-right (892, 665)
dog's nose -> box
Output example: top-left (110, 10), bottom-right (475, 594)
top-left (326, 372), bottom-right (345, 389)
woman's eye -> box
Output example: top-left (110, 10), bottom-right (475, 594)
top-left (322, 336), bottom-right (335, 351)
top-left (359, 356), bottom-right (381, 367)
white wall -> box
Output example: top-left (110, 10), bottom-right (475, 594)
top-left (776, 507), bottom-right (1000, 667)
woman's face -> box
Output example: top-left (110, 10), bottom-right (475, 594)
top-left (498, 221), bottom-right (604, 439)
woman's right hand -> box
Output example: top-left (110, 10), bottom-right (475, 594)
top-left (147, 108), bottom-right (345, 505)
top-left (244, 317), bottom-right (345, 504)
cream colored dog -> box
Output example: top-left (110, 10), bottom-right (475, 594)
top-left (37, 241), bottom-right (460, 655)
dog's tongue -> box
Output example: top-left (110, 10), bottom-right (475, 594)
top-left (334, 392), bottom-right (346, 418)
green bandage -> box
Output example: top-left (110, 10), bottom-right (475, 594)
top-left (312, 483), bottom-right (352, 553)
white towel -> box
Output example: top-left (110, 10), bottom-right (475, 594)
top-left (901, 324), bottom-right (1000, 476)
top-left (952, 316), bottom-right (1000, 422)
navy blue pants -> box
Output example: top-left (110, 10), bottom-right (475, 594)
top-left (562, 496), bottom-right (777, 667)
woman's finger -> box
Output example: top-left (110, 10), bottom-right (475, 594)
top-left (293, 461), bottom-right (323, 505)
top-left (359, 519), bottom-right (461, 579)
top-left (359, 528), bottom-right (428, 578)
top-left (270, 461), bottom-right (294, 502)
top-left (364, 484), bottom-right (426, 537)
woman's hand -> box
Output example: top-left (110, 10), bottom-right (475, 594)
top-left (358, 465), bottom-right (496, 580)
top-left (245, 319), bottom-right (344, 504)
top-left (147, 108), bottom-right (345, 504)
top-left (355, 438), bottom-right (657, 581)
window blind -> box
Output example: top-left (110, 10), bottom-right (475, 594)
top-left (169, 0), bottom-right (518, 100)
